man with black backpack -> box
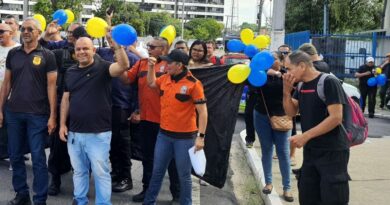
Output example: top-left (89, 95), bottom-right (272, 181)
top-left (283, 51), bottom-right (350, 205)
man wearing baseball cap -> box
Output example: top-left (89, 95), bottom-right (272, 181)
top-left (143, 49), bottom-right (208, 205)
top-left (355, 56), bottom-right (377, 118)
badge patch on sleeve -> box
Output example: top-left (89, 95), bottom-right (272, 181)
top-left (32, 55), bottom-right (42, 66)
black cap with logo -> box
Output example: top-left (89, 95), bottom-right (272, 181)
top-left (160, 49), bottom-right (189, 66)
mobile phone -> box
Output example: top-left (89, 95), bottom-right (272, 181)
top-left (106, 5), bottom-right (114, 15)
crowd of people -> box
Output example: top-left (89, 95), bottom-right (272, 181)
top-left (0, 12), bottom-right (388, 205)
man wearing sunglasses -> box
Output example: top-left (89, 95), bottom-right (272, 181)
top-left (0, 23), bottom-right (20, 160)
top-left (122, 37), bottom-right (181, 203)
top-left (0, 18), bottom-right (58, 205)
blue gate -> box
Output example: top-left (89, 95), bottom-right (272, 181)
top-left (285, 31), bottom-right (390, 78)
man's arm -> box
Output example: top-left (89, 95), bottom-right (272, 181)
top-left (0, 70), bottom-right (12, 127)
top-left (146, 57), bottom-right (158, 88)
top-left (282, 73), bottom-right (299, 117)
top-left (194, 103), bottom-right (208, 152)
top-left (354, 71), bottom-right (371, 78)
top-left (290, 104), bottom-right (343, 148)
top-left (47, 71), bottom-right (57, 135)
top-left (109, 46), bottom-right (130, 77)
top-left (59, 92), bottom-right (70, 142)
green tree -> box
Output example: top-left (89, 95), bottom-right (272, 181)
top-left (240, 22), bottom-right (258, 31)
top-left (185, 18), bottom-right (224, 40)
top-left (33, 0), bottom-right (91, 22)
top-left (285, 0), bottom-right (384, 33)
top-left (94, 0), bottom-right (145, 36)
top-left (143, 11), bottom-right (181, 37)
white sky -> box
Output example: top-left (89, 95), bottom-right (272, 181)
top-left (224, 0), bottom-right (272, 25)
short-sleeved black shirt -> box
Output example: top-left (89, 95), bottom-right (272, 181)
top-left (6, 45), bottom-right (57, 115)
top-left (255, 75), bottom-right (285, 116)
top-left (293, 74), bottom-right (349, 150)
top-left (65, 55), bottom-right (112, 133)
top-left (357, 64), bottom-right (375, 87)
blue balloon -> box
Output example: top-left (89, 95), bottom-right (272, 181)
top-left (376, 74), bottom-right (387, 86)
top-left (248, 70), bottom-right (267, 87)
top-left (112, 24), bottom-right (138, 46)
top-left (367, 77), bottom-right (377, 87)
top-left (250, 51), bottom-right (274, 71)
top-left (244, 45), bottom-right (259, 58)
top-left (52, 9), bottom-right (68, 26)
top-left (227, 39), bottom-right (245, 53)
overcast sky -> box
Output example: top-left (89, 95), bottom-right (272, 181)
top-left (224, 0), bottom-right (272, 25)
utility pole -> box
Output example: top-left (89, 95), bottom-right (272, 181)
top-left (383, 0), bottom-right (390, 29)
top-left (181, 0), bottom-right (185, 39)
top-left (174, 0), bottom-right (179, 18)
top-left (270, 0), bottom-right (286, 51)
top-left (23, 0), bottom-right (29, 19)
top-left (323, 0), bottom-right (329, 34)
top-left (257, 0), bottom-right (265, 33)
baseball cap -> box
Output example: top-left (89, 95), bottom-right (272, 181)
top-left (160, 49), bottom-right (189, 66)
top-left (366, 57), bottom-right (374, 63)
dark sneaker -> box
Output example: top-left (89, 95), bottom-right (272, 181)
top-left (132, 189), bottom-right (146, 202)
top-left (112, 178), bottom-right (133, 192)
top-left (47, 182), bottom-right (60, 196)
top-left (8, 193), bottom-right (31, 205)
top-left (369, 113), bottom-right (375, 118)
top-left (171, 197), bottom-right (180, 205)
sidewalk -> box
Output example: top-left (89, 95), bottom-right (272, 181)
top-left (240, 108), bottom-right (390, 205)
top-left (367, 107), bottom-right (390, 119)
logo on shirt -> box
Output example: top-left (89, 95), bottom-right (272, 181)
top-left (160, 65), bottom-right (165, 72)
top-left (32, 55), bottom-right (42, 66)
top-left (180, 86), bottom-right (188, 94)
top-left (300, 89), bottom-right (316, 93)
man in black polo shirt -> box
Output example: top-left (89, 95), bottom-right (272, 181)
top-left (0, 17), bottom-right (58, 205)
top-left (355, 57), bottom-right (377, 118)
top-left (283, 51), bottom-right (350, 205)
top-left (59, 37), bottom-right (129, 205)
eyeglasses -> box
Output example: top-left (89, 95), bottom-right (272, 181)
top-left (21, 27), bottom-right (36, 33)
top-left (0, 29), bottom-right (11, 34)
top-left (147, 44), bottom-right (163, 50)
top-left (192, 48), bottom-right (204, 53)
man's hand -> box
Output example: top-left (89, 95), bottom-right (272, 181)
top-left (0, 111), bottom-right (3, 128)
top-left (59, 125), bottom-right (68, 142)
top-left (194, 136), bottom-right (205, 153)
top-left (128, 112), bottom-right (141, 124)
top-left (47, 116), bottom-right (56, 135)
top-left (148, 57), bottom-right (157, 68)
top-left (282, 73), bottom-right (296, 95)
top-left (289, 133), bottom-right (310, 148)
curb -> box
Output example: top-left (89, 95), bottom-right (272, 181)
top-left (239, 130), bottom-right (284, 205)
top-left (366, 113), bottom-right (390, 119)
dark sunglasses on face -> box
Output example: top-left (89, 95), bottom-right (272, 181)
top-left (21, 27), bottom-right (35, 33)
top-left (147, 44), bottom-right (163, 50)
top-left (0, 29), bottom-right (11, 34)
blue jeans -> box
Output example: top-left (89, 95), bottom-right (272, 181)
top-left (254, 111), bottom-right (291, 191)
top-left (144, 132), bottom-right (194, 205)
top-left (5, 109), bottom-right (49, 203)
top-left (67, 131), bottom-right (112, 205)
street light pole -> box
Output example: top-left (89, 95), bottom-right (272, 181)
top-left (23, 0), bottom-right (29, 19)
top-left (323, 0), bottom-right (329, 34)
top-left (181, 0), bottom-right (185, 39)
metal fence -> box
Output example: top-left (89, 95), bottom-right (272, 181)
top-left (285, 30), bottom-right (390, 78)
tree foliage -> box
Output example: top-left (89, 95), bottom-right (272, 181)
top-left (286, 0), bottom-right (384, 33)
top-left (33, 0), bottom-right (91, 22)
top-left (185, 18), bottom-right (224, 40)
top-left (240, 22), bottom-right (258, 31)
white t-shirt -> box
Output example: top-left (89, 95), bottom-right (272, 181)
top-left (0, 43), bottom-right (20, 83)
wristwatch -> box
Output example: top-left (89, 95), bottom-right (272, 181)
top-left (198, 133), bottom-right (205, 138)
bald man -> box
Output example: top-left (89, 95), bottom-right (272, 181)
top-left (59, 37), bottom-right (129, 205)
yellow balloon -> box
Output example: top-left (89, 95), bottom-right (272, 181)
top-left (86, 17), bottom-right (108, 38)
top-left (251, 35), bottom-right (269, 49)
top-left (240, 29), bottom-right (254, 45)
top-left (227, 64), bottom-right (251, 84)
top-left (159, 25), bottom-right (176, 45)
top-left (376, 67), bottom-right (382, 74)
top-left (265, 35), bottom-right (271, 45)
top-left (65, 9), bottom-right (75, 24)
top-left (33, 14), bottom-right (46, 32)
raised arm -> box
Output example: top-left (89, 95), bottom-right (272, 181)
top-left (146, 57), bottom-right (158, 88)
top-left (282, 73), bottom-right (299, 117)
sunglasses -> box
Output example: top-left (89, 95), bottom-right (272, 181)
top-left (21, 27), bottom-right (36, 33)
top-left (147, 44), bottom-right (163, 50)
top-left (0, 29), bottom-right (11, 34)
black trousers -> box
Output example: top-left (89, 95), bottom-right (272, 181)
top-left (359, 85), bottom-right (377, 114)
top-left (298, 148), bottom-right (350, 205)
top-left (379, 83), bottom-right (389, 107)
top-left (48, 106), bottom-right (71, 178)
top-left (110, 107), bottom-right (132, 181)
top-left (140, 120), bottom-right (180, 197)
top-left (244, 92), bottom-right (257, 143)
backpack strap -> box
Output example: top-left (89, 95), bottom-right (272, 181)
top-left (316, 73), bottom-right (330, 103)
